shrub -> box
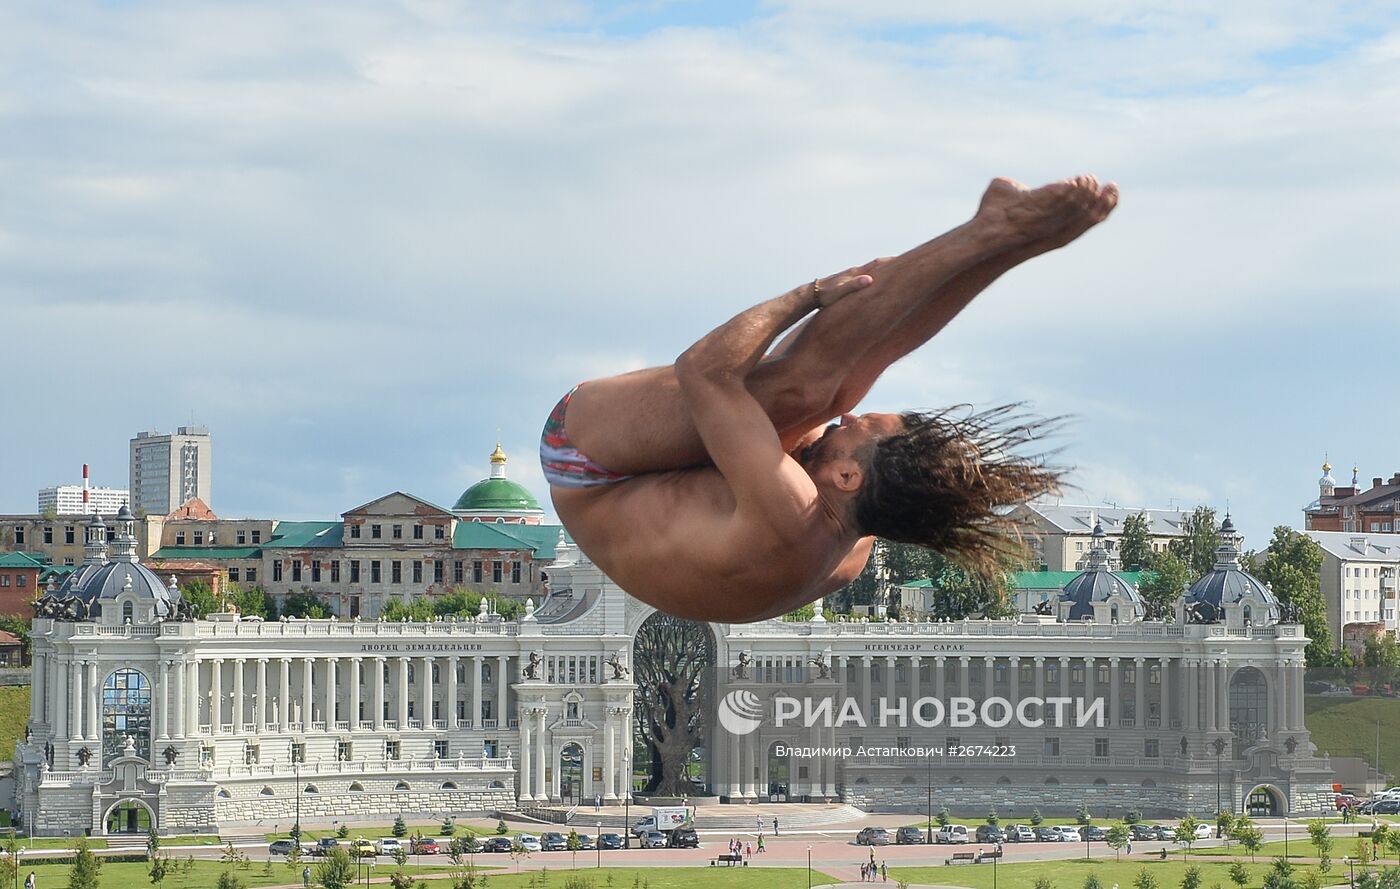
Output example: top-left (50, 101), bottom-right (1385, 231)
top-left (1134, 870), bottom-right (1159, 889)
top-left (1077, 803), bottom-right (1092, 825)
top-left (987, 808), bottom-right (1000, 826)
top-left (393, 815), bottom-right (408, 838)
top-left (1030, 808), bottom-right (1045, 826)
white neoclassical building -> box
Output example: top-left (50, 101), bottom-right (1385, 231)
top-left (15, 509), bottom-right (1334, 836)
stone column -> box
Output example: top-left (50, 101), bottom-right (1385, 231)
top-left (727, 722), bottom-right (741, 798)
top-left (1292, 661), bottom-right (1306, 731)
top-left (1034, 656), bottom-right (1046, 700)
top-left (1059, 656), bottom-right (1070, 698)
top-left (186, 660), bottom-right (198, 732)
top-left (86, 660), bottom-right (100, 741)
top-left (232, 658), bottom-right (246, 735)
top-left (534, 708), bottom-right (548, 800)
top-left (373, 657), bottom-right (386, 730)
top-left (1205, 660), bottom-right (1217, 732)
top-left (741, 732), bottom-right (756, 797)
top-left (397, 658), bottom-right (410, 727)
top-left (1159, 657), bottom-right (1171, 728)
top-left (301, 658), bottom-right (314, 728)
top-left (885, 656), bottom-right (897, 710)
top-left (210, 658), bottom-right (224, 734)
top-left (603, 710), bottom-right (617, 800)
top-left (1083, 656), bottom-right (1095, 716)
top-left (958, 656), bottom-right (970, 698)
top-left (823, 721), bottom-right (838, 798)
top-left (419, 656), bottom-right (432, 726)
top-left (54, 657), bottom-right (68, 741)
top-left (1217, 658), bottom-right (1230, 731)
top-left (910, 655), bottom-right (921, 704)
top-left (983, 656), bottom-right (995, 701)
top-left (279, 658), bottom-right (292, 733)
top-left (446, 656), bottom-right (459, 728)
top-left (1134, 658), bottom-right (1146, 727)
top-left (1183, 660), bottom-right (1196, 732)
top-left (1109, 657), bottom-right (1121, 726)
top-left (29, 652), bottom-right (45, 723)
top-left (157, 659), bottom-right (170, 741)
top-left (934, 656), bottom-right (946, 701)
top-left (68, 660), bottom-right (82, 742)
top-left (860, 656), bottom-right (872, 721)
top-left (1274, 659), bottom-right (1288, 733)
top-left (470, 656), bottom-right (483, 727)
top-left (324, 658), bottom-right (338, 727)
top-left (348, 657), bottom-right (361, 728)
top-left (519, 716), bottom-right (534, 802)
top-left (172, 659), bottom-right (184, 738)
top-left (498, 656), bottom-right (510, 725)
top-left (1009, 656), bottom-right (1021, 706)
top-left (255, 659), bottom-right (268, 731)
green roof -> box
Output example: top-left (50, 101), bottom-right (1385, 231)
top-left (452, 478), bottom-right (542, 512)
top-left (150, 546), bottom-right (263, 561)
top-left (0, 552), bottom-right (44, 569)
top-left (452, 522), bottom-right (567, 559)
top-left (265, 522), bottom-right (344, 548)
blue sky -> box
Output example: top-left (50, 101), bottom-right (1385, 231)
top-left (3, 1), bottom-right (1399, 551)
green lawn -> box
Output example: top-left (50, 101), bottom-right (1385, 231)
top-left (0, 686), bottom-right (30, 760)
top-left (893, 855), bottom-right (1332, 889)
top-left (1191, 837), bottom-right (1400, 861)
top-left (7, 861), bottom-right (832, 889)
top-left (1305, 694), bottom-right (1400, 779)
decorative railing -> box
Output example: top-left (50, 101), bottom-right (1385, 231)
top-left (181, 619), bottom-right (520, 638)
top-left (210, 755), bottom-right (515, 778)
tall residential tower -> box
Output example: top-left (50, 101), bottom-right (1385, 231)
top-left (129, 426), bottom-right (212, 515)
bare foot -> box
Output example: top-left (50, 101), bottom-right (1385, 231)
top-left (973, 175), bottom-right (1108, 245)
top-left (1014, 179), bottom-right (1120, 257)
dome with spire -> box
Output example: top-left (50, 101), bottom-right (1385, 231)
top-left (1183, 515), bottom-right (1280, 624)
top-left (452, 443), bottom-right (545, 522)
top-left (1058, 521), bottom-right (1145, 621)
top-left (1318, 458), bottom-right (1337, 494)
top-left (34, 507), bottom-right (183, 623)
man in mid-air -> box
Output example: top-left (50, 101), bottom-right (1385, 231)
top-left (540, 176), bottom-right (1119, 622)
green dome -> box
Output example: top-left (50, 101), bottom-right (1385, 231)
top-left (453, 477), bottom-right (542, 512)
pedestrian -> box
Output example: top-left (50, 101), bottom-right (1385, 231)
top-left (774, 817), bottom-right (780, 835)
top-left (745, 841), bottom-right (752, 858)
top-left (595, 793), bottom-right (601, 812)
top-left (881, 861), bottom-right (888, 881)
top-left (757, 835), bottom-right (765, 853)
top-left (302, 865), bottom-right (311, 888)
top-left (757, 815), bottom-right (762, 833)
top-left (1127, 840), bottom-right (1133, 856)
top-left (24, 872), bottom-right (35, 889)
top-left (860, 862), bottom-right (869, 881)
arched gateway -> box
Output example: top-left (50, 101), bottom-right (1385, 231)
top-left (631, 611), bottom-right (718, 797)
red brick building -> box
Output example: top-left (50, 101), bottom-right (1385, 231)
top-left (0, 551), bottom-right (42, 616)
top-left (1305, 461), bottom-right (1400, 533)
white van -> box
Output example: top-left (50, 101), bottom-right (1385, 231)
top-left (936, 825), bottom-right (970, 844)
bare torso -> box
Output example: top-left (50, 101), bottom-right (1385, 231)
top-left (551, 461), bottom-right (873, 622)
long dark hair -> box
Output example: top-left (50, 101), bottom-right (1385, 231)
top-left (853, 404), bottom-right (1065, 574)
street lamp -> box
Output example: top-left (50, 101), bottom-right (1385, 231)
top-left (294, 760), bottom-right (302, 842)
top-left (597, 821), bottom-right (602, 868)
top-left (926, 754), bottom-right (934, 844)
top-left (1212, 738), bottom-right (1226, 815)
top-left (807, 844), bottom-right (812, 889)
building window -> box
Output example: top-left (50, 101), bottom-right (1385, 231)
top-left (273, 560), bottom-right (282, 582)
top-left (43, 526), bottom-right (53, 544)
top-left (251, 529), bottom-right (261, 544)
top-left (434, 525), bottom-right (446, 540)
top-left (392, 524), bottom-right (402, 539)
top-left (391, 561), bottom-right (402, 584)
top-left (412, 561), bottom-right (422, 584)
top-left (350, 525), bottom-right (361, 539)
top-left (245, 744), bottom-right (260, 765)
top-left (193, 531), bottom-right (204, 545)
top-left (229, 568), bottom-right (240, 582)
top-left (237, 530), bottom-right (246, 545)
top-left (1043, 737), bottom-right (1060, 756)
top-left (413, 524), bottom-right (423, 540)
top-left (945, 736), bottom-right (960, 751)
top-left (511, 562), bottom-right (521, 584)
top-left (484, 740), bottom-right (498, 757)
top-left (291, 561), bottom-right (303, 582)
top-left (492, 561), bottom-right (502, 583)
top-left (434, 740), bottom-right (449, 759)
top-left (1094, 737), bottom-right (1110, 758)
top-left (101, 668), bottom-right (152, 762)
top-left (385, 740), bottom-right (400, 760)
top-left (371, 524), bottom-right (381, 539)
top-left (336, 741), bottom-right (352, 761)
top-left (176, 531), bottom-right (186, 545)
top-left (311, 560), bottom-right (321, 582)
top-left (350, 560), bottom-right (361, 583)
top-left (246, 568), bottom-right (257, 582)
top-left (13, 528), bottom-right (23, 545)
top-left (1144, 738), bottom-right (1160, 758)
top-left (65, 526), bottom-right (75, 544)
top-left (371, 561), bottom-right (382, 584)
top-left (0, 576), bottom-right (9, 588)
top-left (434, 560), bottom-right (444, 583)
top-left (291, 742), bottom-right (305, 763)
top-left (473, 561), bottom-right (483, 583)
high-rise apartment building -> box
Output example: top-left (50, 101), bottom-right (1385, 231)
top-left (129, 426), bottom-right (212, 515)
top-left (38, 465), bottom-right (128, 515)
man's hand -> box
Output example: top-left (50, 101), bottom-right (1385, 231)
top-left (814, 270), bottom-right (874, 309)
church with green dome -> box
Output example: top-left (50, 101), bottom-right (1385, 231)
top-left (452, 443), bottom-right (546, 524)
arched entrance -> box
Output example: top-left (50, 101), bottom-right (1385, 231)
top-left (1229, 667), bottom-right (1269, 757)
top-left (632, 612), bottom-right (717, 797)
top-left (1246, 785), bottom-right (1284, 817)
top-left (103, 799), bottom-right (153, 834)
top-left (766, 742), bottom-right (790, 801)
top-left (559, 742), bottom-right (585, 804)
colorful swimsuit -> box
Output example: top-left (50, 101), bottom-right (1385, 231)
top-left (539, 385), bottom-right (633, 488)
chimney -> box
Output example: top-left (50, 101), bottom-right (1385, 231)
top-left (1390, 473), bottom-right (1400, 486)
top-left (1374, 477), bottom-right (1384, 489)
top-left (83, 463), bottom-right (90, 512)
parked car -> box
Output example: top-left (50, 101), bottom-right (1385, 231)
top-left (315, 838), bottom-right (344, 856)
top-left (1054, 826), bottom-right (1081, 843)
top-left (857, 827), bottom-right (891, 846)
top-left (376, 838), bottom-right (403, 856)
top-left (1035, 827), bottom-right (1062, 842)
top-left (937, 825), bottom-right (970, 844)
top-left (1081, 826), bottom-right (1106, 842)
top-left (1192, 823), bottom-right (1214, 840)
top-left (668, 828), bottom-right (700, 848)
top-left (412, 838), bottom-right (441, 855)
top-left (976, 825), bottom-right (1006, 844)
top-left (1374, 800), bottom-right (1400, 815)
top-left (639, 831), bottom-right (667, 849)
top-left (1151, 826), bottom-right (1173, 841)
top-left (482, 837), bottom-right (514, 853)
top-left (576, 834), bottom-right (596, 850)
top-left (350, 839), bottom-right (377, 858)
top-left (516, 835), bottom-right (542, 853)
top-left (1005, 824), bottom-right (1036, 843)
top-left (598, 833), bottom-right (624, 850)
top-left (895, 826), bottom-right (926, 845)
top-left (269, 840), bottom-right (298, 855)
top-left (540, 832), bottom-right (568, 852)
top-left (1129, 824), bottom-right (1158, 842)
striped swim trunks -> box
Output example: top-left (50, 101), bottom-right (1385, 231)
top-left (540, 385), bottom-right (633, 488)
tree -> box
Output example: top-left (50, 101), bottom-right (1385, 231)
top-left (1119, 513), bottom-right (1154, 571)
top-left (1262, 857), bottom-right (1296, 889)
top-left (149, 854), bottom-right (171, 888)
top-left (1307, 820), bottom-right (1332, 874)
top-left (281, 588), bottom-right (329, 619)
top-left (1215, 812), bottom-right (1236, 846)
top-left (987, 808), bottom-right (1000, 826)
top-left (336, 824), bottom-right (349, 839)
top-left (216, 872), bottom-right (244, 889)
top-left (1140, 551), bottom-right (1190, 620)
top-left (567, 829), bottom-right (581, 868)
top-left (937, 807), bottom-right (951, 827)
top-left (496, 819), bottom-right (509, 835)
top-left (1106, 823), bottom-right (1130, 860)
top-left (1030, 808), bottom-right (1044, 826)
top-left (223, 583), bottom-right (276, 620)
top-left (1253, 527), bottom-right (1332, 664)
top-left (1085, 875), bottom-right (1105, 889)
top-left (1182, 866), bottom-right (1203, 889)
top-left (67, 835), bottom-right (103, 889)
top-left (1176, 816), bottom-right (1202, 860)
top-left (285, 840), bottom-right (304, 877)
top-left (633, 612), bottom-right (713, 795)
top-left (1135, 869), bottom-right (1160, 889)
top-left (1233, 818), bottom-right (1264, 863)
top-left (441, 816), bottom-right (456, 836)
top-left (1229, 862), bottom-right (1250, 889)
top-left (316, 846), bottom-right (354, 889)
top-left (1077, 803), bottom-right (1093, 826)
top-left (1386, 828), bottom-right (1400, 865)
top-left (1035, 878), bottom-right (1054, 889)
top-left (178, 579), bottom-right (219, 619)
top-left (2, 830), bottom-right (21, 889)
top-left (393, 815), bottom-right (408, 838)
top-left (1168, 506), bottom-right (1222, 577)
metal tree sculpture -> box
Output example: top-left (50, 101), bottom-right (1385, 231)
top-left (633, 612), bottom-right (714, 796)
